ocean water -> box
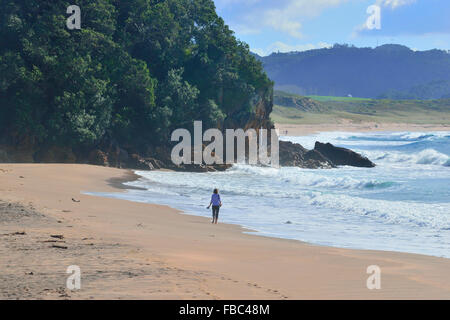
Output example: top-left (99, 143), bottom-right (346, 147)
top-left (88, 131), bottom-right (450, 258)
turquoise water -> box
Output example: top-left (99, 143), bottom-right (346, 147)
top-left (88, 131), bottom-right (450, 258)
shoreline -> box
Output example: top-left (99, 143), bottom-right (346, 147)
top-left (116, 170), bottom-right (449, 261)
top-left (106, 171), bottom-right (147, 191)
top-left (1, 164), bottom-right (450, 299)
top-left (275, 122), bottom-right (450, 136)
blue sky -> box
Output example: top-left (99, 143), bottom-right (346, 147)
top-left (214, 0), bottom-right (450, 56)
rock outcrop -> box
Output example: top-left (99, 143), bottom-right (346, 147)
top-left (279, 141), bottom-right (334, 169)
top-left (88, 149), bottom-right (109, 166)
top-left (0, 84), bottom-right (375, 171)
top-left (314, 142), bottom-right (376, 168)
top-left (274, 94), bottom-right (323, 112)
top-left (0, 140), bottom-right (375, 171)
top-left (34, 146), bottom-right (76, 163)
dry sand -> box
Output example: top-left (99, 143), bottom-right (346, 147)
top-left (1, 164), bottom-right (449, 299)
top-left (276, 121), bottom-right (450, 136)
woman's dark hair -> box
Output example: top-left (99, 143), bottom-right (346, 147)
top-left (213, 188), bottom-right (218, 194)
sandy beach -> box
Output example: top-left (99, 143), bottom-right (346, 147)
top-left (276, 122), bottom-right (450, 136)
top-left (1, 163), bottom-right (450, 300)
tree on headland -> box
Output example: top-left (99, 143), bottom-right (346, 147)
top-left (0, 0), bottom-right (272, 160)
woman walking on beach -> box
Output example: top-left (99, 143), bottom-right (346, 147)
top-left (207, 189), bottom-right (222, 224)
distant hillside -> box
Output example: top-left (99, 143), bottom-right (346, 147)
top-left (256, 44), bottom-right (450, 99)
top-left (271, 91), bottom-right (450, 125)
top-left (273, 91), bottom-right (323, 112)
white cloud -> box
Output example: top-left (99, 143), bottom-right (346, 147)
top-left (351, 0), bottom-right (417, 37)
top-left (377, 0), bottom-right (416, 9)
top-left (215, 0), bottom-right (262, 10)
top-left (351, 22), bottom-right (368, 38)
top-left (216, 0), bottom-right (418, 41)
top-left (216, 0), bottom-right (351, 40)
top-left (253, 41), bottom-right (332, 56)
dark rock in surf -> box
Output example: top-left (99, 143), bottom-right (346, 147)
top-left (279, 141), bottom-right (335, 169)
top-left (314, 142), bottom-right (376, 168)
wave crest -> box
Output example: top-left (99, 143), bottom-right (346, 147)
top-left (371, 148), bottom-right (450, 166)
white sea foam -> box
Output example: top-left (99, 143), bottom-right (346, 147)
top-left (89, 131), bottom-right (450, 258)
top-left (367, 148), bottom-right (450, 166)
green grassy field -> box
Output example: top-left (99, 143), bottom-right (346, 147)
top-left (305, 95), bottom-right (372, 102)
top-left (271, 91), bottom-right (450, 125)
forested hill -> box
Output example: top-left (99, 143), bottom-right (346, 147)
top-left (0, 0), bottom-right (273, 164)
top-left (256, 44), bottom-right (450, 99)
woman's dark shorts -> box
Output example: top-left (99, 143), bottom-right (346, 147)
top-left (212, 205), bottom-right (220, 219)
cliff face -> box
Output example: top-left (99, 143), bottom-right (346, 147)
top-left (274, 93), bottom-right (322, 112)
top-left (0, 87), bottom-right (274, 170)
top-left (222, 85), bottom-right (274, 131)
top-left (245, 87), bottom-right (274, 130)
top-left (0, 87), bottom-right (376, 171)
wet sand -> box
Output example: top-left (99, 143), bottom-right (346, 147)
top-left (1, 164), bottom-right (449, 299)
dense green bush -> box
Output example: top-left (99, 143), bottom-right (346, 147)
top-left (0, 0), bottom-right (272, 153)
